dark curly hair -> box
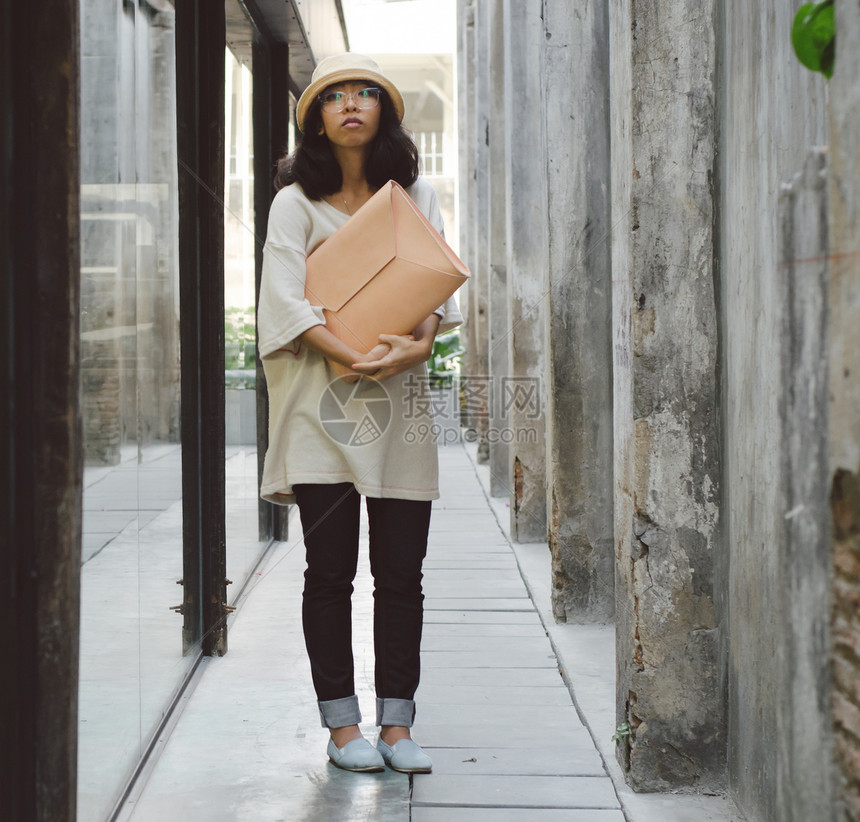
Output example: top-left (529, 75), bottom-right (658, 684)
top-left (274, 85), bottom-right (419, 197)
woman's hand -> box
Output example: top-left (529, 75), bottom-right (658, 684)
top-left (351, 333), bottom-right (432, 381)
top-left (337, 342), bottom-right (390, 383)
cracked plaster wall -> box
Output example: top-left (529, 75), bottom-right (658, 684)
top-left (543, 0), bottom-right (615, 622)
top-left (500, 0), bottom-right (548, 543)
top-left (611, 0), bottom-right (724, 791)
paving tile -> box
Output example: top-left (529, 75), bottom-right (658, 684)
top-left (427, 540), bottom-right (512, 551)
top-left (82, 510), bottom-right (138, 533)
top-left (83, 492), bottom-right (141, 510)
top-left (126, 764), bottom-right (410, 822)
top-left (423, 566), bottom-right (522, 580)
top-left (418, 703), bottom-right (584, 729)
top-left (422, 622), bottom-right (547, 638)
top-left (412, 775), bottom-right (619, 809)
top-left (421, 635), bottom-right (549, 653)
top-left (419, 667), bottom-right (565, 689)
top-left (81, 533), bottom-right (114, 563)
top-left (124, 590), bottom-right (411, 822)
top-left (413, 809), bottom-right (625, 822)
top-left (418, 684), bottom-right (573, 707)
top-left (427, 520), bottom-right (503, 533)
top-left (423, 582), bottom-right (529, 600)
top-left (421, 649), bottom-right (557, 668)
top-left (424, 598), bottom-right (534, 611)
top-left (421, 746), bottom-right (606, 776)
top-left (429, 524), bottom-right (503, 535)
top-left (122, 443), bottom-right (631, 822)
top-left (424, 568), bottom-right (523, 581)
top-left (423, 559), bottom-right (520, 569)
top-left (423, 611), bottom-right (542, 625)
top-left (421, 633), bottom-right (555, 654)
top-left (431, 500), bottom-right (491, 511)
top-left (413, 720), bottom-right (594, 750)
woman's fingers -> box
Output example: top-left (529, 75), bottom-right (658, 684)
top-left (367, 342), bottom-right (392, 360)
top-left (349, 341), bottom-right (392, 372)
top-left (349, 334), bottom-right (426, 379)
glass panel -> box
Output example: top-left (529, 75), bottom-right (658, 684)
top-left (77, 3), bottom-right (192, 820)
top-left (224, 31), bottom-right (268, 599)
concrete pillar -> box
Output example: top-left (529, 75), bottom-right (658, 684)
top-left (456, 0), bottom-right (474, 412)
top-left (456, 0), bottom-right (474, 278)
top-left (502, 0), bottom-right (547, 542)
top-left (471, 0), bottom-right (491, 463)
top-left (828, 5), bottom-right (860, 820)
top-left (775, 148), bottom-right (834, 822)
top-left (542, 0), bottom-right (614, 622)
top-left (457, 0), bottom-right (488, 447)
top-left (720, 1), bottom-right (829, 817)
top-left (611, 0), bottom-right (723, 790)
top-left (486, 0), bottom-right (509, 497)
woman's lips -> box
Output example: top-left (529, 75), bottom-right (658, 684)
top-left (342, 118), bottom-right (363, 127)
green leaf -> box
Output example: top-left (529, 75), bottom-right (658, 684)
top-left (611, 721), bottom-right (632, 745)
top-left (792, 0), bottom-right (836, 79)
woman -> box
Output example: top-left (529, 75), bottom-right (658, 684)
top-left (257, 53), bottom-right (463, 774)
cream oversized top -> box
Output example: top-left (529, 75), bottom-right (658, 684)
top-left (258, 177), bottom-right (464, 505)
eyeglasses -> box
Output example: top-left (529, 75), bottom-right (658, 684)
top-left (318, 87), bottom-right (381, 114)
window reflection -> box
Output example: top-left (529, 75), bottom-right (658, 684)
top-left (77, 6), bottom-right (274, 818)
top-left (77, 3), bottom-right (191, 820)
top-left (224, 41), bottom-right (267, 600)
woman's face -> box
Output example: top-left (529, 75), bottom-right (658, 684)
top-left (318, 80), bottom-right (382, 149)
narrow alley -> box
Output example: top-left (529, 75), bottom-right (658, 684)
top-left (5, 1), bottom-right (860, 821)
top-left (116, 443), bottom-right (739, 822)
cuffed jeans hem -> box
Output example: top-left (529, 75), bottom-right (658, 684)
top-left (318, 695), bottom-right (362, 729)
top-left (376, 697), bottom-right (416, 728)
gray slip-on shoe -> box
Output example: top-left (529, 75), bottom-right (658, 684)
top-left (327, 737), bottom-right (385, 772)
top-left (376, 737), bottom-right (433, 774)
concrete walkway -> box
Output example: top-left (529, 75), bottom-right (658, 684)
top-left (117, 442), bottom-right (742, 822)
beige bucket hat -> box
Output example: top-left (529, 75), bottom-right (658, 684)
top-left (296, 52), bottom-right (405, 133)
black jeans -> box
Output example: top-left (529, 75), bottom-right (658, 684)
top-left (293, 483), bottom-right (432, 716)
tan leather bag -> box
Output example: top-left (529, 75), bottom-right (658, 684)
top-left (304, 180), bottom-right (469, 377)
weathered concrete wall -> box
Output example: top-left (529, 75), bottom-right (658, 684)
top-left (720, 0), bottom-right (831, 817)
top-left (776, 149), bottom-right (833, 821)
top-left (828, 4), bottom-right (860, 820)
top-left (462, 0), bottom-right (612, 597)
top-left (470, 0), bottom-right (491, 464)
top-left (457, 0), bottom-right (854, 813)
top-left (611, 0), bottom-right (723, 790)
top-left (501, 0), bottom-right (547, 542)
top-left (457, 0), bottom-right (484, 440)
top-left (543, 0), bottom-right (614, 622)
top-left (486, 0), bottom-right (509, 498)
